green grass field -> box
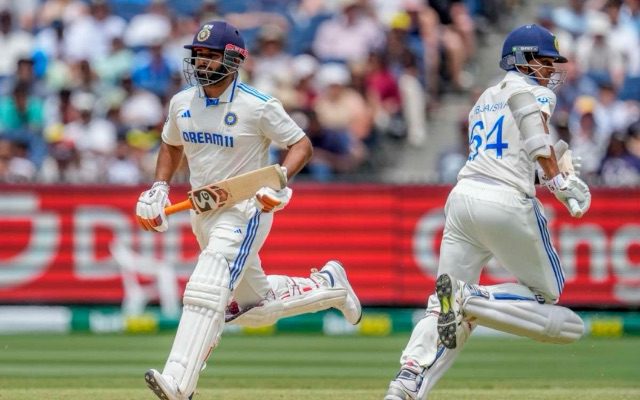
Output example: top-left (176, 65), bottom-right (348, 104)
top-left (0, 333), bottom-right (638, 400)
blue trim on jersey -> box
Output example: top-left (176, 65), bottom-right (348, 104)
top-left (493, 293), bottom-right (536, 301)
top-left (531, 200), bottom-right (564, 294)
top-left (238, 83), bottom-right (271, 102)
top-left (229, 211), bottom-right (261, 286)
top-left (229, 76), bottom-right (238, 102)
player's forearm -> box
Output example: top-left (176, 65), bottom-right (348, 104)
top-left (282, 136), bottom-right (313, 180)
top-left (537, 149), bottom-right (561, 179)
top-left (154, 141), bottom-right (184, 183)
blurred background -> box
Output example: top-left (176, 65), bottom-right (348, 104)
top-left (0, 0), bottom-right (638, 341)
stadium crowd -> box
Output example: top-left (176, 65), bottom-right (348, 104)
top-left (0, 0), bottom-right (638, 186)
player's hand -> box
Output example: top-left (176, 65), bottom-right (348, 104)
top-left (255, 187), bottom-right (292, 213)
top-left (545, 174), bottom-right (591, 218)
top-left (136, 181), bottom-right (171, 232)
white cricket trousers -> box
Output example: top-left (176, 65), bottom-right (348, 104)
top-left (439, 178), bottom-right (565, 301)
top-left (190, 199), bottom-right (276, 308)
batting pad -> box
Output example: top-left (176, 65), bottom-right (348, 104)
top-left (464, 296), bottom-right (584, 344)
top-left (163, 251), bottom-right (231, 397)
top-left (227, 277), bottom-right (347, 328)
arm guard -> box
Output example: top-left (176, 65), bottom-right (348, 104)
top-left (508, 90), bottom-right (552, 160)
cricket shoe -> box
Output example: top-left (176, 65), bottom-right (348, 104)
top-left (314, 261), bottom-right (362, 324)
top-left (436, 273), bottom-right (466, 349)
top-left (384, 359), bottom-right (425, 400)
top-left (145, 369), bottom-right (188, 400)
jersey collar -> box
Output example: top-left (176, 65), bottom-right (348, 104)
top-left (506, 70), bottom-right (540, 87)
top-left (204, 75), bottom-right (239, 107)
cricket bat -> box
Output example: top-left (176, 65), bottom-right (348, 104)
top-left (164, 164), bottom-right (287, 216)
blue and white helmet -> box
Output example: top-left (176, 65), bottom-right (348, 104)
top-left (183, 20), bottom-right (248, 87)
top-left (499, 24), bottom-right (568, 90)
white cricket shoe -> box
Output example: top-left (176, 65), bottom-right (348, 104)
top-left (436, 273), bottom-right (465, 349)
top-left (145, 369), bottom-right (187, 400)
top-left (316, 261), bottom-right (362, 324)
top-left (384, 360), bottom-right (424, 400)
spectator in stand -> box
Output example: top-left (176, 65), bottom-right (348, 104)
top-left (118, 74), bottom-right (164, 131)
top-left (427, 0), bottom-right (476, 91)
top-left (248, 24), bottom-right (293, 94)
top-left (314, 62), bottom-right (373, 149)
top-left (123, 0), bottom-right (171, 49)
top-left (593, 81), bottom-right (638, 139)
top-left (575, 12), bottom-right (625, 87)
top-left (62, 0), bottom-right (126, 63)
top-left (94, 35), bottom-right (134, 86)
top-left (106, 139), bottom-right (141, 184)
top-left (60, 91), bottom-right (116, 182)
top-left (599, 124), bottom-right (640, 186)
top-left (0, 138), bottom-right (37, 183)
top-left (312, 0), bottom-right (385, 64)
top-left (569, 96), bottom-right (609, 184)
top-left (0, 82), bottom-right (46, 167)
top-left (290, 53), bottom-right (320, 110)
top-left (0, 9), bottom-right (34, 85)
top-left (291, 109), bottom-right (367, 181)
top-left (364, 51), bottom-right (406, 140)
top-left (131, 39), bottom-right (175, 99)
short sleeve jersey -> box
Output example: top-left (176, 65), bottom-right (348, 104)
top-left (457, 71), bottom-right (557, 197)
top-left (162, 77), bottom-right (305, 189)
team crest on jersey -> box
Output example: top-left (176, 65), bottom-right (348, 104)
top-left (224, 112), bottom-right (238, 126)
top-left (197, 25), bottom-right (212, 42)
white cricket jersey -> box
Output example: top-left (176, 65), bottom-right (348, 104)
top-left (162, 77), bottom-right (305, 189)
top-left (457, 71), bottom-right (557, 197)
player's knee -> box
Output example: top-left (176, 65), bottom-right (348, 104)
top-left (184, 251), bottom-right (231, 313)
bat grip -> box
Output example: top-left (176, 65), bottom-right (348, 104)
top-left (164, 199), bottom-right (193, 216)
top-left (568, 198), bottom-right (582, 218)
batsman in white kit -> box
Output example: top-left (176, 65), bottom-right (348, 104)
top-left (384, 24), bottom-right (591, 400)
top-left (135, 20), bottom-right (361, 400)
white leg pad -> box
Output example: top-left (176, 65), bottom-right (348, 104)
top-left (227, 275), bottom-right (346, 327)
top-left (464, 296), bottom-right (584, 344)
top-left (163, 251), bottom-right (231, 397)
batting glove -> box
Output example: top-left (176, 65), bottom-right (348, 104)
top-left (136, 181), bottom-right (170, 232)
top-left (255, 187), bottom-right (292, 213)
top-left (544, 174), bottom-right (591, 218)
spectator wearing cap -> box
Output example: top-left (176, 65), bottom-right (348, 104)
top-left (248, 24), bottom-right (293, 95)
top-left (290, 54), bottom-right (320, 110)
top-left (314, 62), bottom-right (373, 148)
top-left (312, 0), bottom-right (385, 64)
top-left (569, 96), bottom-right (609, 183)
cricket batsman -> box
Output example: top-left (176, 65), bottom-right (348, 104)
top-left (385, 24), bottom-right (591, 400)
top-left (135, 20), bottom-right (361, 400)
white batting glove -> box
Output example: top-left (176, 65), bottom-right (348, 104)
top-left (571, 155), bottom-right (582, 176)
top-left (544, 174), bottom-right (591, 218)
top-left (255, 187), bottom-right (292, 213)
top-left (136, 181), bottom-right (170, 232)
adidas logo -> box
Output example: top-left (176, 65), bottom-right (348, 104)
top-left (233, 228), bottom-right (242, 234)
top-left (180, 110), bottom-right (191, 118)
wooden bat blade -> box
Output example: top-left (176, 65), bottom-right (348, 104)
top-left (164, 164), bottom-right (286, 216)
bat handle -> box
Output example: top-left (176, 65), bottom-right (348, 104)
top-left (568, 198), bottom-right (582, 218)
top-left (164, 199), bottom-right (193, 216)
